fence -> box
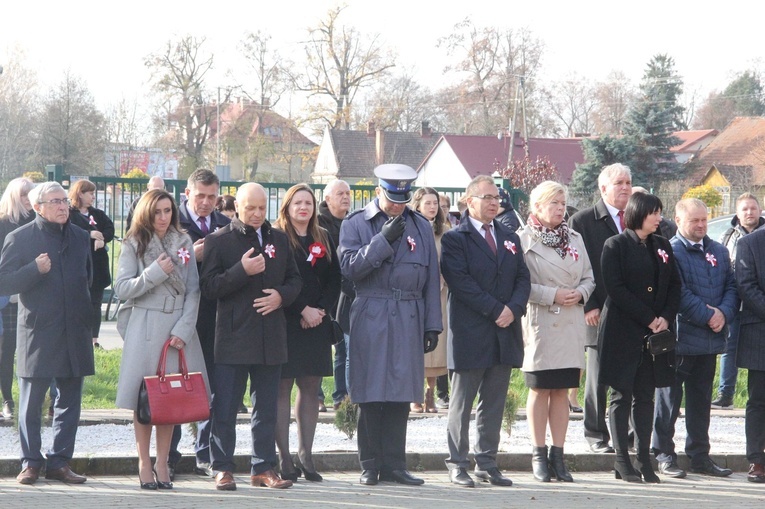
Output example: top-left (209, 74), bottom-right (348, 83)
top-left (66, 176), bottom-right (525, 288)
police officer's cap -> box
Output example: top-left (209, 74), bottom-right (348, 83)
top-left (374, 164), bottom-right (417, 204)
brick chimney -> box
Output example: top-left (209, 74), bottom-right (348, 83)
top-left (421, 120), bottom-right (432, 137)
top-left (367, 121), bottom-right (376, 136)
top-left (375, 129), bottom-right (385, 166)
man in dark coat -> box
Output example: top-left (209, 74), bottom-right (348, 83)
top-left (568, 163), bottom-right (632, 454)
top-left (0, 182), bottom-right (94, 485)
top-left (441, 175), bottom-right (530, 488)
top-left (714, 192), bottom-right (765, 409)
top-left (318, 179), bottom-right (352, 410)
top-left (341, 164), bottom-right (442, 487)
top-left (734, 222), bottom-right (765, 483)
top-left (200, 182), bottom-right (301, 491)
top-left (177, 169), bottom-right (230, 477)
top-left (651, 198), bottom-right (737, 479)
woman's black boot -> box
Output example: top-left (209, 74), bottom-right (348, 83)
top-left (548, 445), bottom-right (573, 482)
top-left (634, 449), bottom-right (660, 483)
top-left (614, 450), bottom-right (642, 483)
top-left (532, 446), bottom-right (551, 482)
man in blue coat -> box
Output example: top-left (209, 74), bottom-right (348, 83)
top-left (651, 198), bottom-right (737, 479)
top-left (341, 164), bottom-right (442, 486)
top-left (441, 175), bottom-right (531, 487)
top-left (0, 182), bottom-right (94, 485)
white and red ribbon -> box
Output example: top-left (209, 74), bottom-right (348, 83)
top-left (568, 246), bottom-right (579, 261)
top-left (306, 242), bottom-right (327, 267)
top-left (264, 244), bottom-right (276, 259)
top-left (177, 247), bottom-right (190, 265)
top-left (706, 252), bottom-right (717, 267)
top-left (657, 249), bottom-right (669, 264)
top-left (504, 240), bottom-right (517, 254)
top-left (88, 215), bottom-right (97, 226)
top-left (407, 236), bottom-right (416, 252)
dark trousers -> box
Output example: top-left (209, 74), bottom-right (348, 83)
top-left (357, 402), bottom-right (410, 471)
top-left (718, 315), bottom-right (740, 398)
top-left (584, 344), bottom-right (611, 445)
top-left (210, 363), bottom-right (281, 475)
top-left (18, 376), bottom-right (83, 470)
top-left (436, 373), bottom-right (449, 401)
top-left (746, 369), bottom-right (765, 464)
top-left (90, 287), bottom-right (105, 339)
top-left (652, 354), bottom-right (716, 465)
top-left (192, 315), bottom-right (217, 465)
top-left (331, 336), bottom-right (348, 404)
top-left (0, 304), bottom-right (18, 402)
top-left (609, 350), bottom-right (655, 454)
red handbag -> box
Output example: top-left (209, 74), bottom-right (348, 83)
top-left (136, 338), bottom-right (209, 425)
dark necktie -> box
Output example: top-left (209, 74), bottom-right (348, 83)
top-left (693, 243), bottom-right (703, 251)
top-left (199, 216), bottom-right (209, 235)
top-left (482, 223), bottom-right (497, 255)
top-left (617, 210), bottom-right (625, 231)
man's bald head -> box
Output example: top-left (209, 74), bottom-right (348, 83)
top-left (236, 183), bottom-right (267, 230)
top-left (147, 176), bottom-right (165, 191)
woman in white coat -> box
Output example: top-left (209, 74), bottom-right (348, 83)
top-left (518, 181), bottom-right (595, 483)
top-left (114, 189), bottom-right (208, 490)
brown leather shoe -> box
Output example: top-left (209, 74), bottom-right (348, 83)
top-left (748, 463), bottom-right (765, 483)
top-left (215, 471), bottom-right (237, 491)
top-left (45, 465), bottom-right (86, 484)
top-left (251, 469), bottom-right (293, 489)
top-left (16, 466), bottom-right (40, 485)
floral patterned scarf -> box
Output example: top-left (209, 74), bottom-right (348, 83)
top-left (527, 214), bottom-right (571, 259)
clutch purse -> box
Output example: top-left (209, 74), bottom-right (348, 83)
top-left (137, 338), bottom-right (209, 425)
top-left (645, 329), bottom-right (676, 356)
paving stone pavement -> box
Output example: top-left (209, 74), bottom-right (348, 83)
top-left (1, 471), bottom-right (764, 509)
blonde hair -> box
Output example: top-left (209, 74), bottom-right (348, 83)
top-left (529, 181), bottom-right (567, 212)
top-left (0, 177), bottom-right (35, 223)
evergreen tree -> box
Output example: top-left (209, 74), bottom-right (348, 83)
top-left (569, 135), bottom-right (635, 198)
top-left (622, 54), bottom-right (684, 187)
top-left (724, 70), bottom-right (765, 116)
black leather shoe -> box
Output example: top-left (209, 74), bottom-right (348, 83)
top-left (360, 469), bottom-right (379, 485)
top-left (658, 460), bottom-right (687, 478)
top-left (589, 441), bottom-right (615, 454)
top-left (474, 467), bottom-right (513, 486)
top-left (167, 463), bottom-right (176, 482)
top-left (380, 469), bottom-right (424, 485)
top-left (449, 467), bottom-right (475, 487)
top-left (691, 458), bottom-right (732, 477)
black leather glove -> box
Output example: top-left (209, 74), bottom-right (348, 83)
top-left (381, 215), bottom-right (406, 244)
top-left (424, 331), bottom-right (439, 353)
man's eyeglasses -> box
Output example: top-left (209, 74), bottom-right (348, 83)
top-left (39, 198), bottom-right (71, 206)
top-left (471, 195), bottom-right (501, 202)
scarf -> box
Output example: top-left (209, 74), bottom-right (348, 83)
top-left (140, 227), bottom-right (189, 296)
top-left (527, 214), bottom-right (571, 259)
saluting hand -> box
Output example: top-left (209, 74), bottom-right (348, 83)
top-left (241, 248), bottom-right (265, 275)
top-left (35, 253), bottom-right (51, 274)
top-left (157, 253), bottom-right (174, 274)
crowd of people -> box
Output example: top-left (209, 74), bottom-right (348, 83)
top-left (0, 160), bottom-right (764, 491)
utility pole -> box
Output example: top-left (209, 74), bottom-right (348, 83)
top-left (507, 74), bottom-right (529, 169)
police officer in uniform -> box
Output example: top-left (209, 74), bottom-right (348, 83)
top-left (340, 164), bottom-right (442, 486)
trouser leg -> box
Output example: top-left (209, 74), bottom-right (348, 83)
top-left (46, 376), bottom-right (84, 470)
top-left (745, 369), bottom-right (765, 464)
top-left (584, 344), bottom-right (611, 445)
top-left (473, 364), bottom-right (511, 470)
top-left (209, 364), bottom-right (248, 473)
top-left (446, 369), bottom-right (483, 469)
top-left (18, 377), bottom-right (49, 469)
top-left (249, 363), bottom-right (281, 475)
top-left (684, 354), bottom-right (716, 465)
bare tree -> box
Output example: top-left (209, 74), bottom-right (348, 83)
top-left (437, 18), bottom-right (544, 136)
top-left (37, 70), bottom-right (104, 175)
top-left (145, 36), bottom-right (214, 176)
top-left (0, 46), bottom-right (40, 179)
top-left (296, 6), bottom-right (396, 130)
top-left (103, 97), bottom-right (147, 176)
top-left (591, 71), bottom-right (636, 135)
top-left (543, 73), bottom-right (597, 137)
top-left (239, 30), bottom-right (289, 111)
top-left (356, 69), bottom-right (436, 132)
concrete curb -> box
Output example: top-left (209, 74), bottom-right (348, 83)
top-left (0, 452), bottom-right (751, 477)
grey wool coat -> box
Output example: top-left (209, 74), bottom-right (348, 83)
top-left (0, 216), bottom-right (94, 378)
top-left (340, 201), bottom-right (442, 404)
top-left (113, 230), bottom-right (209, 410)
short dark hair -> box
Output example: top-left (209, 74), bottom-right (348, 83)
top-left (187, 169), bottom-right (219, 190)
top-left (624, 192), bottom-right (663, 231)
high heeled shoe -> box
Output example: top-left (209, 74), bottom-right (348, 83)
top-left (296, 457), bottom-right (323, 482)
top-left (153, 468), bottom-right (173, 490)
top-left (614, 451), bottom-right (643, 483)
top-left (139, 471), bottom-right (157, 490)
top-left (548, 446), bottom-right (574, 482)
top-left (280, 467), bottom-right (301, 482)
top-left (634, 450), bottom-right (660, 483)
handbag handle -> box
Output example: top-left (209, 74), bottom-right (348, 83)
top-left (156, 338), bottom-right (190, 380)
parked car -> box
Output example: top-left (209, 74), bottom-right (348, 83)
top-left (706, 213), bottom-right (765, 243)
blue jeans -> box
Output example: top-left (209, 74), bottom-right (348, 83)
top-left (331, 334), bottom-right (349, 404)
top-left (718, 315), bottom-right (740, 398)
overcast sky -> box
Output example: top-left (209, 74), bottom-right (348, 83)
top-left (2, 0), bottom-right (762, 117)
